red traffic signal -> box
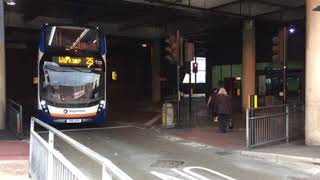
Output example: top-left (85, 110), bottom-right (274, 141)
top-left (192, 62), bottom-right (198, 73)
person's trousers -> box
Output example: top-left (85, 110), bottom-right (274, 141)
top-left (218, 114), bottom-right (228, 133)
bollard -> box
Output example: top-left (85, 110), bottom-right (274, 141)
top-left (248, 95), bottom-right (257, 146)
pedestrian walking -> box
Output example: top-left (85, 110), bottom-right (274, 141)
top-left (207, 88), bottom-right (219, 122)
top-left (214, 88), bottom-right (232, 133)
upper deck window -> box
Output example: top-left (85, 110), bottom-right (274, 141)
top-left (45, 26), bottom-right (99, 51)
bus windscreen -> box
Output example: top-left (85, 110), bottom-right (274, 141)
top-left (45, 26), bottom-right (100, 51)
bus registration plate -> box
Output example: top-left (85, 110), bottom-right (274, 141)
top-left (66, 119), bottom-right (82, 123)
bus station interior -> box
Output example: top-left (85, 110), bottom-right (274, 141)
top-left (4, 0), bottom-right (320, 179)
top-left (2, 0), bottom-right (320, 177)
top-left (4, 1), bottom-right (306, 124)
top-left (3, 1), bottom-right (307, 133)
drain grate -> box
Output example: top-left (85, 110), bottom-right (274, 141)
top-left (151, 160), bottom-right (184, 168)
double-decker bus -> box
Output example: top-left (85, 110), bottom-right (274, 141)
top-left (37, 24), bottom-right (107, 124)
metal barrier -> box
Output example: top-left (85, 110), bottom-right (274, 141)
top-left (29, 117), bottom-right (133, 180)
top-left (246, 104), bottom-right (289, 149)
top-left (7, 99), bottom-right (23, 138)
top-left (162, 97), bottom-right (212, 128)
top-left (288, 104), bottom-right (305, 141)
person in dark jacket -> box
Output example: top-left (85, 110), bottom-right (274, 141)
top-left (207, 88), bottom-right (219, 122)
top-left (214, 88), bottom-right (232, 133)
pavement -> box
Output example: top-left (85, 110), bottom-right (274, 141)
top-left (0, 130), bottom-right (30, 180)
top-left (0, 160), bottom-right (30, 180)
top-left (40, 97), bottom-right (315, 179)
top-left (1, 97), bottom-right (319, 179)
top-left (53, 126), bottom-right (313, 179)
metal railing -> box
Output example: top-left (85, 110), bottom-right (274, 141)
top-left (246, 104), bottom-right (289, 149)
top-left (29, 117), bottom-right (133, 180)
top-left (288, 104), bottom-right (305, 140)
top-left (7, 99), bottom-right (23, 138)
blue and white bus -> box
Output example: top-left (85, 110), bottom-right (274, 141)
top-left (37, 24), bottom-right (107, 124)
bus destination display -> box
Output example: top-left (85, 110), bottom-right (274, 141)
top-left (52, 56), bottom-right (97, 68)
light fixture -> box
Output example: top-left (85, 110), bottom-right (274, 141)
top-left (313, 5), bottom-right (320, 11)
top-left (48, 26), bottom-right (56, 46)
top-left (142, 43), bottom-right (147, 48)
top-left (288, 25), bottom-right (296, 34)
top-left (72, 29), bottom-right (89, 48)
top-left (6, 0), bottom-right (16, 6)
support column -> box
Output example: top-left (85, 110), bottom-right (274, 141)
top-left (151, 40), bottom-right (161, 103)
top-left (242, 20), bottom-right (256, 110)
top-left (305, 0), bottom-right (320, 145)
top-left (0, 0), bottom-right (5, 129)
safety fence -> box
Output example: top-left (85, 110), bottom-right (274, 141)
top-left (288, 104), bottom-right (305, 141)
top-left (162, 97), bottom-right (211, 128)
top-left (7, 99), bottom-right (23, 138)
top-left (29, 117), bottom-right (133, 180)
top-left (246, 105), bottom-right (289, 148)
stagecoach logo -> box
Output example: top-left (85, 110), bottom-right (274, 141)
top-left (63, 109), bottom-right (68, 114)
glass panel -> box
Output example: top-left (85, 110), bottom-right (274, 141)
top-left (183, 57), bottom-right (206, 84)
top-left (231, 64), bottom-right (241, 77)
top-left (41, 62), bottom-right (104, 106)
top-left (196, 57), bottom-right (206, 71)
top-left (46, 26), bottom-right (99, 51)
top-left (221, 65), bottom-right (231, 81)
top-left (212, 65), bottom-right (221, 88)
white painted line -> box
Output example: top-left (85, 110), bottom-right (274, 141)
top-left (183, 166), bottom-right (237, 180)
top-left (60, 125), bottom-right (135, 132)
top-left (151, 166), bottom-right (237, 180)
top-left (37, 125), bottom-right (134, 134)
top-left (150, 171), bottom-right (183, 180)
top-left (144, 114), bottom-right (162, 127)
top-left (114, 122), bottom-right (146, 130)
top-left (171, 169), bottom-right (197, 180)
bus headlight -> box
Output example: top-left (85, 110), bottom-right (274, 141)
top-left (98, 100), bottom-right (106, 112)
top-left (40, 100), bottom-right (46, 106)
top-left (99, 100), bottom-right (106, 108)
top-left (40, 100), bottom-right (49, 113)
top-left (100, 100), bottom-right (105, 105)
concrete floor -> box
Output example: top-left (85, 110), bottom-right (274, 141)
top-left (49, 126), bottom-right (313, 180)
top-left (34, 97), bottom-right (310, 180)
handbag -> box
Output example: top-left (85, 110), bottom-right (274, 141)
top-left (229, 119), bottom-right (234, 129)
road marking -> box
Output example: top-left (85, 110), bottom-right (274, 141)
top-left (171, 169), bottom-right (197, 180)
top-left (183, 166), bottom-right (237, 180)
top-left (179, 142), bottom-right (211, 149)
top-left (144, 114), bottom-right (162, 127)
top-left (114, 122), bottom-right (146, 130)
top-left (151, 166), bottom-right (237, 180)
top-left (150, 171), bottom-right (183, 180)
top-left (37, 125), bottom-right (134, 133)
top-left (59, 125), bottom-right (135, 132)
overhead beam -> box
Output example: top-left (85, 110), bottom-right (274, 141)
top-left (253, 0), bottom-right (293, 9)
top-left (142, 0), bottom-right (248, 18)
top-left (209, 0), bottom-right (240, 10)
top-left (254, 4), bottom-right (305, 18)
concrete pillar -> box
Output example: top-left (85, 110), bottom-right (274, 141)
top-left (151, 40), bottom-right (161, 103)
top-left (305, 0), bottom-right (320, 145)
top-left (0, 0), bottom-right (5, 129)
top-left (242, 20), bottom-right (256, 110)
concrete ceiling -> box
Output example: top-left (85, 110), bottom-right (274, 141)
top-left (4, 0), bottom-right (307, 53)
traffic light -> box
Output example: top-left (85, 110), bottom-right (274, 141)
top-left (185, 42), bottom-right (194, 63)
top-left (164, 31), bottom-right (180, 64)
top-left (272, 30), bottom-right (284, 64)
top-left (192, 62), bottom-right (198, 73)
top-left (165, 35), bottom-right (175, 63)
